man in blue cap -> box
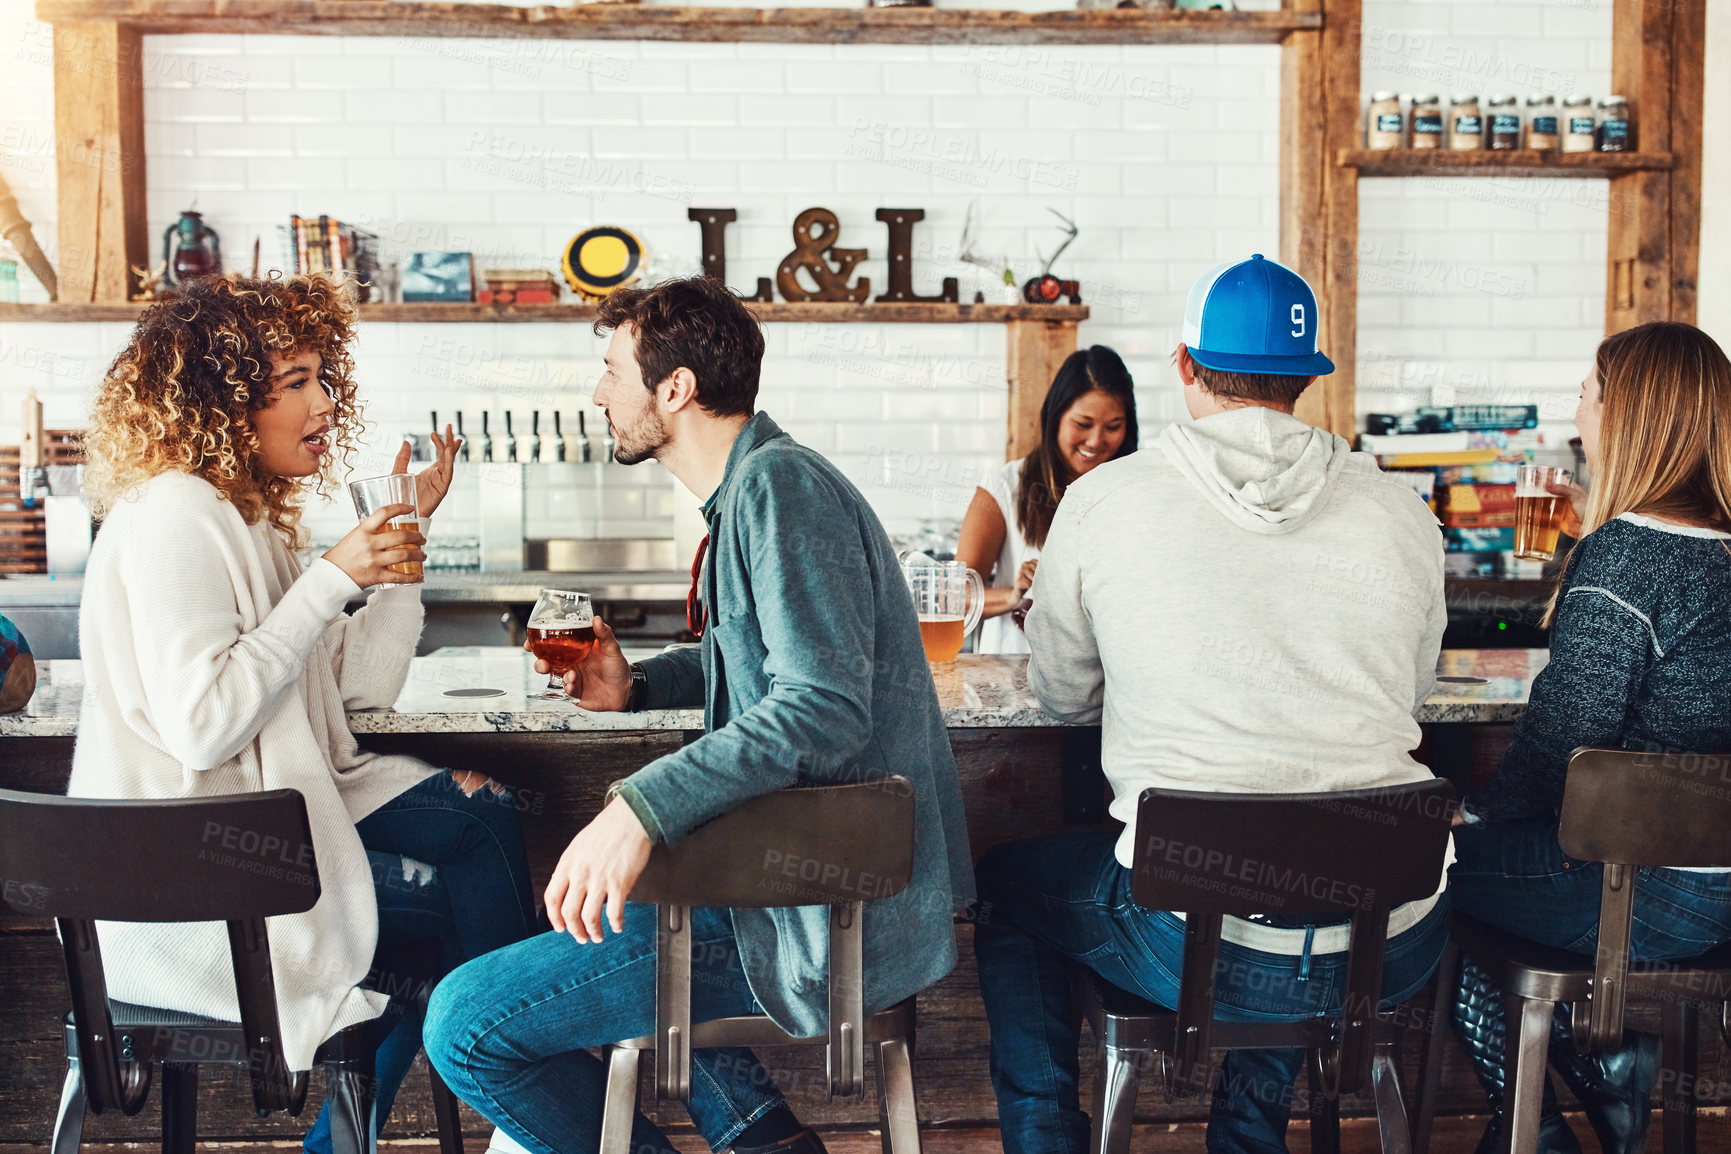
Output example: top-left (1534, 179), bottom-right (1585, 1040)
top-left (973, 255), bottom-right (1448, 1154)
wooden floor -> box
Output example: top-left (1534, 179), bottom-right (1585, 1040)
top-left (9, 1113), bottom-right (1731, 1154)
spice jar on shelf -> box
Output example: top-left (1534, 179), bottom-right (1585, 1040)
top-left (1450, 94), bottom-right (1484, 151)
top-left (1597, 95), bottom-right (1630, 152)
top-left (1526, 94), bottom-right (1559, 150)
top-left (1487, 95), bottom-right (1521, 150)
top-left (1563, 96), bottom-right (1596, 152)
top-left (1411, 95), bottom-right (1444, 149)
top-left (1367, 91), bottom-right (1404, 149)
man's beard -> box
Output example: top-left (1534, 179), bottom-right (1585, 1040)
top-left (612, 404), bottom-right (668, 466)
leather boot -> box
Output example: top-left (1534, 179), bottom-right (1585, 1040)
top-left (1548, 1004), bottom-right (1660, 1154)
top-left (1453, 959), bottom-right (1584, 1154)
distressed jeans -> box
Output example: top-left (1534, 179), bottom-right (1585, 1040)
top-left (423, 906), bottom-right (791, 1154)
top-left (974, 832), bottom-right (1449, 1154)
top-left (303, 771), bottom-right (537, 1154)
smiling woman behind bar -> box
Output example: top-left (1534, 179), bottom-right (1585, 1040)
top-left (1447, 321), bottom-right (1731, 1154)
top-left (955, 345), bottom-right (1138, 655)
top-left (70, 273), bottom-right (535, 1154)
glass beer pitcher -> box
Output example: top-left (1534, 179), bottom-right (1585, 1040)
top-left (903, 557), bottom-right (984, 663)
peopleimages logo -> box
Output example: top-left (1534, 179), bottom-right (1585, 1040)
top-left (1141, 835), bottom-right (1375, 911)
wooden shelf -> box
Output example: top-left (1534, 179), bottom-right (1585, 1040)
top-left (0, 300), bottom-right (1090, 324)
top-left (1338, 149), bottom-right (1675, 178)
top-left (32, 1), bottom-right (1320, 43)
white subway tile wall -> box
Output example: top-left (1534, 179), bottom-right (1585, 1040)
top-left (1, 1), bottom-right (1614, 542)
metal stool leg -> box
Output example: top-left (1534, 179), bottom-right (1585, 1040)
top-left (1307, 1049), bottom-right (1342, 1154)
top-left (160, 1063), bottom-right (197, 1154)
top-left (1090, 1040), bottom-right (1143, 1154)
top-left (1372, 1039), bottom-right (1413, 1154)
top-left (1502, 996), bottom-right (1553, 1154)
top-left (51, 1053), bottom-right (86, 1154)
top-left (599, 1045), bottom-right (641, 1154)
top-left (1412, 942), bottom-right (1458, 1154)
top-left (427, 1062), bottom-right (466, 1154)
top-left (323, 1028), bottom-right (378, 1154)
top-left (873, 1036), bottom-right (922, 1154)
top-left (1662, 999), bottom-right (1698, 1154)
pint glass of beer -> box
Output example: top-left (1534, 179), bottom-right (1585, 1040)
top-left (1514, 464), bottom-right (1574, 561)
top-left (347, 473), bottom-right (423, 576)
top-left (904, 560), bottom-right (984, 663)
top-left (527, 589), bottom-right (595, 699)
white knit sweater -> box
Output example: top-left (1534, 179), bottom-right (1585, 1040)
top-left (68, 472), bottom-right (436, 1070)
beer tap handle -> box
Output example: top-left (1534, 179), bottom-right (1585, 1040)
top-left (505, 412), bottom-right (516, 462)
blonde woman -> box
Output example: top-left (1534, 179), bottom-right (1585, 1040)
top-left (70, 273), bottom-right (535, 1154)
top-left (1447, 322), bottom-right (1731, 1154)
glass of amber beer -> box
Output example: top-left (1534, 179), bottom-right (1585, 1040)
top-left (903, 560), bottom-right (984, 663)
top-left (347, 473), bottom-right (423, 576)
top-left (1514, 464), bottom-right (1575, 561)
top-left (527, 589), bottom-right (595, 699)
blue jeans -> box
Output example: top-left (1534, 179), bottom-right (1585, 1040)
top-left (304, 772), bottom-right (537, 1154)
top-left (1450, 818), bottom-right (1731, 958)
top-left (424, 905), bottom-right (789, 1154)
top-left (974, 833), bottom-right (1449, 1154)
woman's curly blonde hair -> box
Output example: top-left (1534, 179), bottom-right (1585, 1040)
top-left (84, 273), bottom-right (364, 545)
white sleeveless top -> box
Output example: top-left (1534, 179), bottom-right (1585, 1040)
top-left (976, 457), bottom-right (1041, 655)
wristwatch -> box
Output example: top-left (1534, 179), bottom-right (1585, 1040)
top-left (625, 665), bottom-right (649, 712)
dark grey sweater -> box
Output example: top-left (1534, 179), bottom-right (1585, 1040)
top-left (1466, 514), bottom-right (1731, 822)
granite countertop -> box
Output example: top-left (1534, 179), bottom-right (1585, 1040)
top-left (3, 648), bottom-right (1543, 739)
top-left (0, 570), bottom-right (689, 608)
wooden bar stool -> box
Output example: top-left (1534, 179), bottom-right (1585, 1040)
top-left (598, 778), bottom-right (925, 1154)
top-left (0, 786), bottom-right (466, 1154)
top-left (1080, 779), bottom-right (1457, 1154)
top-left (1413, 748), bottom-right (1731, 1154)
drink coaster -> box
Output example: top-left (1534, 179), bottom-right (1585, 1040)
top-left (1435, 675), bottom-right (1489, 685)
top-left (443, 688), bottom-right (507, 698)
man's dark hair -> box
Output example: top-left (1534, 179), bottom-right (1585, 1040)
top-left (593, 277), bottom-right (765, 418)
top-left (1192, 363), bottom-right (1314, 409)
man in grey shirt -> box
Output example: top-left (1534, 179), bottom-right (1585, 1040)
top-left (425, 276), bottom-right (972, 1154)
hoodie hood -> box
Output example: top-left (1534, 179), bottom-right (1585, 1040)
top-left (1156, 406), bottom-right (1355, 534)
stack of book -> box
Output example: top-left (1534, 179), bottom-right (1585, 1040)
top-left (479, 269), bottom-right (559, 305)
top-left (1358, 428), bottom-right (1557, 578)
top-left (280, 216), bottom-right (382, 301)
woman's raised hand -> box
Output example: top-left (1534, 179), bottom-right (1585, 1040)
top-left (1545, 479), bottom-right (1589, 539)
top-left (322, 504), bottom-right (425, 587)
top-left (393, 424), bottom-right (463, 520)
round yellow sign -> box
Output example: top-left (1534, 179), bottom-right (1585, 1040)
top-left (562, 227), bottom-right (648, 300)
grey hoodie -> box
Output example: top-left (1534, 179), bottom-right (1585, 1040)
top-left (1024, 406), bottom-right (1447, 953)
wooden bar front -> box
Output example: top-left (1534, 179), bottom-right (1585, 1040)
top-left (5, 719), bottom-right (1725, 1147)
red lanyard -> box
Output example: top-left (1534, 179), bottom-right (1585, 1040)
top-left (686, 533), bottom-right (710, 639)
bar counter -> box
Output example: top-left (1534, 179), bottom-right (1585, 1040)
top-left (0, 647), bottom-right (1557, 1145)
top-left (2, 647), bottom-right (1545, 739)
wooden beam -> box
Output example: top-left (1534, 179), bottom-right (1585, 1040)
top-left (0, 301), bottom-right (1090, 325)
top-left (32, 1), bottom-right (1321, 44)
top-left (1004, 320), bottom-right (1079, 461)
top-left (52, 21), bottom-right (147, 304)
top-left (1666, 0), bottom-right (1705, 324)
top-left (1280, 0), bottom-right (1325, 430)
top-left (1303, 0), bottom-right (1360, 439)
top-left (1605, 0), bottom-right (1673, 330)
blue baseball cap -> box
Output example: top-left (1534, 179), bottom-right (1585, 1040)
top-left (1182, 254), bottom-right (1335, 377)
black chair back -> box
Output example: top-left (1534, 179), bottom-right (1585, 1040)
top-left (628, 777), bottom-right (917, 1102)
top-left (1130, 779), bottom-right (1455, 1095)
top-left (0, 788), bottom-right (320, 1117)
top-left (1559, 747), bottom-right (1731, 1051)
top-left (633, 776), bottom-right (916, 908)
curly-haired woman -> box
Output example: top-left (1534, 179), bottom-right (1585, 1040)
top-left (68, 273), bottom-right (536, 1154)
